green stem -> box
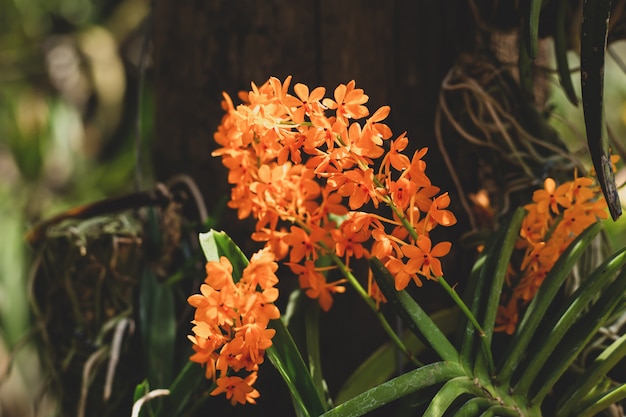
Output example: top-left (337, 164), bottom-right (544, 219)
top-left (328, 251), bottom-right (423, 368)
top-left (438, 276), bottom-right (495, 375)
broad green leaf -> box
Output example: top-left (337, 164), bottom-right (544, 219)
top-left (514, 247), bottom-right (626, 397)
top-left (371, 258), bottom-right (459, 363)
top-left (581, 0), bottom-right (622, 220)
top-left (133, 380), bottom-right (151, 417)
top-left (304, 299), bottom-right (327, 406)
top-left (530, 268), bottom-right (626, 404)
top-left (454, 397), bottom-right (492, 416)
top-left (321, 362), bottom-right (464, 417)
top-left (498, 222), bottom-right (602, 383)
top-left (423, 376), bottom-right (485, 417)
top-left (482, 208), bottom-right (525, 344)
top-left (524, 0), bottom-right (542, 61)
top-left (160, 361), bottom-right (208, 417)
top-left (518, 31), bottom-right (535, 100)
top-left (479, 405), bottom-right (526, 417)
top-left (473, 208), bottom-right (525, 381)
top-left (335, 307), bottom-right (459, 405)
top-left (139, 269), bottom-right (176, 391)
top-left (576, 383), bottom-right (626, 417)
top-left (199, 230), bottom-right (248, 279)
top-left (558, 333), bottom-right (626, 416)
top-left (267, 317), bottom-right (327, 417)
top-left (554, 0), bottom-right (578, 105)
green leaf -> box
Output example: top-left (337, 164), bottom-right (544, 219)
top-left (139, 269), bottom-right (176, 390)
top-left (481, 208), bottom-right (525, 343)
top-left (479, 405), bottom-right (524, 417)
top-left (581, 0), bottom-right (622, 220)
top-left (498, 222), bottom-right (602, 383)
top-left (459, 244), bottom-right (491, 370)
top-left (133, 379), bottom-right (151, 417)
top-left (335, 307), bottom-right (459, 404)
top-left (554, 0), bottom-right (578, 105)
top-left (524, 0), bottom-right (542, 61)
top-left (558, 333), bottom-right (626, 416)
top-left (321, 362), bottom-right (464, 417)
top-left (371, 258), bottom-right (459, 363)
top-left (514, 247), bottom-right (626, 397)
top-left (423, 376), bottom-right (485, 417)
top-left (575, 383), bottom-right (626, 417)
top-left (160, 360), bottom-right (208, 417)
top-left (455, 397), bottom-right (492, 416)
top-left (468, 209), bottom-right (525, 381)
top-left (199, 230), bottom-right (248, 279)
top-left (530, 267), bottom-right (626, 404)
top-left (518, 29), bottom-right (535, 100)
top-left (267, 317), bottom-right (327, 417)
top-left (304, 299), bottom-right (327, 406)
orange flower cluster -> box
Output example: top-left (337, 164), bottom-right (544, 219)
top-left (213, 76), bottom-right (456, 311)
top-left (495, 174), bottom-right (609, 335)
top-left (187, 248), bottom-right (280, 404)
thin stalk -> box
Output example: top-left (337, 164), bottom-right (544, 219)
top-left (295, 218), bottom-right (421, 367)
top-left (327, 250), bottom-right (423, 368)
top-left (438, 276), bottom-right (495, 375)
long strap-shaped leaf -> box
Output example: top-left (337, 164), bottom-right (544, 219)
top-left (557, 333), bottom-right (626, 416)
top-left (334, 307), bottom-right (459, 405)
top-left (514, 247), bottom-right (626, 397)
top-left (554, 0), bottom-right (578, 105)
top-left (531, 268), bottom-right (626, 404)
top-left (371, 257), bottom-right (459, 363)
top-left (478, 405), bottom-right (525, 417)
top-left (480, 208), bottom-right (526, 344)
top-left (473, 209), bottom-right (526, 381)
top-left (267, 318), bottom-right (328, 417)
top-left (423, 376), bottom-right (486, 417)
top-left (576, 383), bottom-right (626, 417)
top-left (581, 0), bottom-right (622, 220)
top-left (454, 397), bottom-right (493, 416)
top-left (497, 222), bottom-right (602, 383)
top-left (321, 362), bottom-right (464, 417)
top-left (524, 0), bottom-right (542, 61)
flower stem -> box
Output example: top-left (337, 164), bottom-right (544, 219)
top-left (328, 251), bottom-right (423, 368)
top-left (438, 276), bottom-right (495, 375)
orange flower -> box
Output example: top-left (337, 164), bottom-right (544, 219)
top-left (282, 225), bottom-right (326, 263)
top-left (532, 177), bottom-right (571, 214)
top-left (323, 80), bottom-right (369, 122)
top-left (212, 76), bottom-right (457, 313)
top-left (494, 299), bottom-right (519, 335)
top-left (382, 132), bottom-right (410, 172)
top-left (211, 373), bottom-right (261, 405)
top-left (426, 193), bottom-right (458, 230)
top-left (403, 235), bottom-right (452, 280)
top-left (497, 173), bottom-right (609, 335)
top-left (386, 255), bottom-right (423, 291)
top-left (188, 247), bottom-right (280, 404)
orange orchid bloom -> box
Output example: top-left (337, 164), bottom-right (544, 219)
top-left (403, 235), bottom-right (452, 280)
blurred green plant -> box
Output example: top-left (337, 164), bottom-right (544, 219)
top-left (0, 0), bottom-right (152, 414)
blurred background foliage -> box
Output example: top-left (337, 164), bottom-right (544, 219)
top-left (3, 0), bottom-right (626, 416)
top-left (0, 0), bottom-right (152, 414)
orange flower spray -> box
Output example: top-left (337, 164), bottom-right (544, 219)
top-left (495, 172), bottom-right (610, 335)
top-left (212, 75), bottom-right (456, 311)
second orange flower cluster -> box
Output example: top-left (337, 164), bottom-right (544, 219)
top-left (187, 248), bottom-right (280, 405)
top-left (495, 174), bottom-right (609, 335)
top-left (213, 76), bottom-right (457, 311)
